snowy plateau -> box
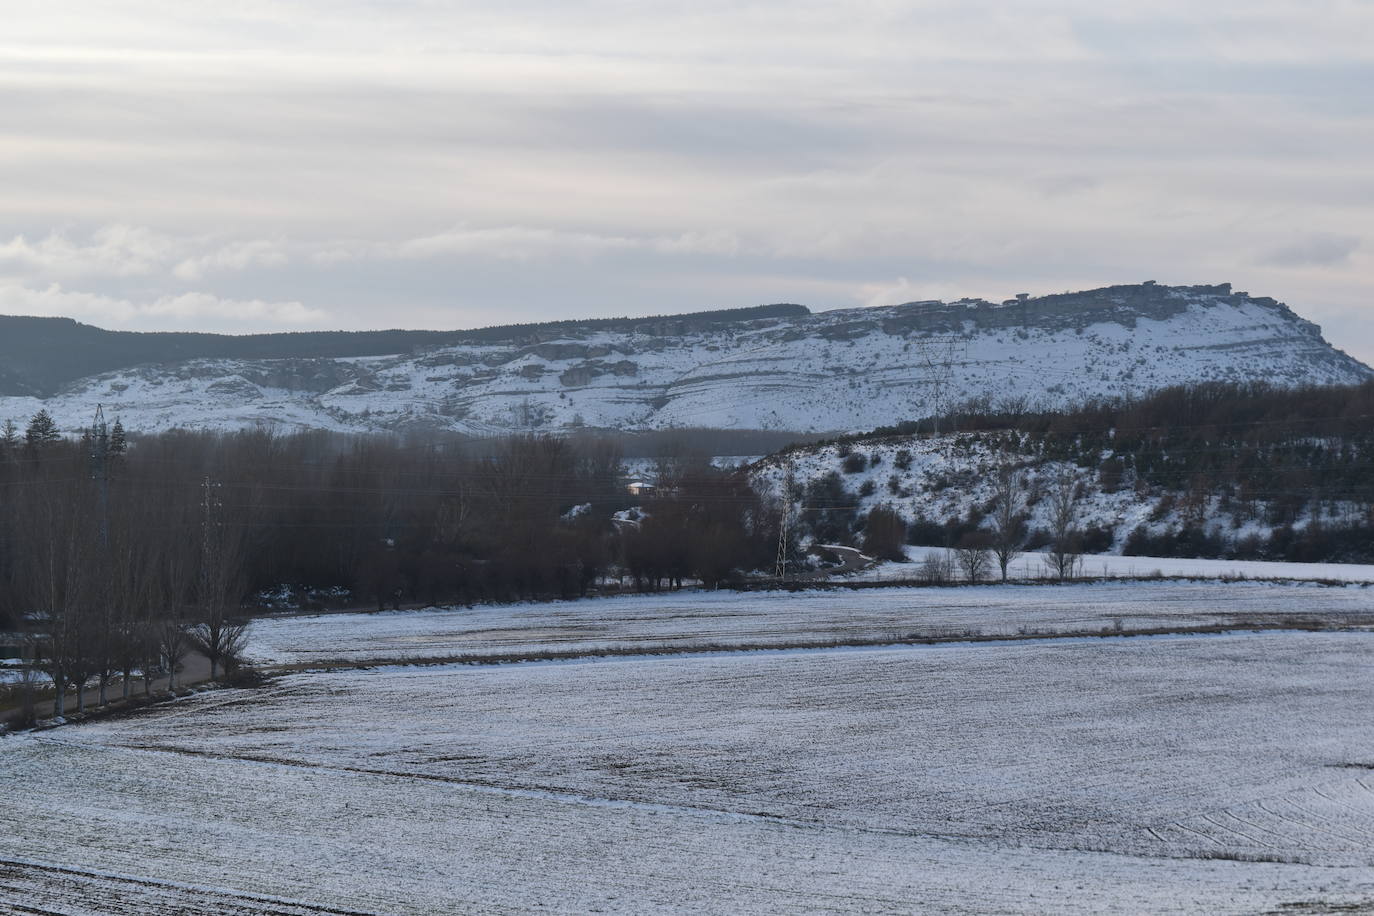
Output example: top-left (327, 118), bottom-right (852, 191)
top-left (2, 282), bottom-right (1368, 436)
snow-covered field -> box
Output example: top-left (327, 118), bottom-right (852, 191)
top-left (5, 628), bottom-right (1374, 913)
top-left (243, 579), bottom-right (1374, 667)
top-left (864, 547), bottom-right (1374, 584)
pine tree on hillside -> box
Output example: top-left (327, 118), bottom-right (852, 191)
top-left (24, 409), bottom-right (60, 452)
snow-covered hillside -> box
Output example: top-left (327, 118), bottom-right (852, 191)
top-left (752, 432), bottom-right (1367, 557)
top-left (3, 282), bottom-right (1367, 435)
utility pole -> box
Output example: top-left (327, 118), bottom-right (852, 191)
top-left (88, 404), bottom-right (110, 548)
top-left (201, 476), bottom-right (222, 613)
top-left (88, 405), bottom-right (112, 704)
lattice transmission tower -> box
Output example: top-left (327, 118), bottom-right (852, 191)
top-left (774, 471), bottom-right (795, 581)
top-left (912, 334), bottom-right (967, 435)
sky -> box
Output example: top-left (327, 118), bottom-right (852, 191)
top-left (1, 1), bottom-right (1372, 359)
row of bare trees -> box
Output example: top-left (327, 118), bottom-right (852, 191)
top-left (858, 463), bottom-right (1086, 583)
top-left (1, 425), bottom-right (781, 722)
top-left (1, 430), bottom-right (249, 721)
top-left (967, 466), bottom-right (1085, 581)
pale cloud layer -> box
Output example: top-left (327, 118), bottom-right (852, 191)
top-left (0, 283), bottom-right (323, 328)
top-left (1, 1), bottom-right (1371, 359)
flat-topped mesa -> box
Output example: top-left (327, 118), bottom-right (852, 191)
top-left (0, 282), bottom-right (1364, 435)
top-left (872, 282), bottom-right (1312, 337)
top-left (0, 302), bottom-right (815, 397)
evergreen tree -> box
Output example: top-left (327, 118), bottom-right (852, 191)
top-left (861, 505), bottom-right (907, 561)
top-left (109, 418), bottom-right (127, 456)
top-left (24, 409), bottom-right (60, 452)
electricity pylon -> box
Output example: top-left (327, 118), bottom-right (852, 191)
top-left (775, 472), bottom-right (795, 581)
top-left (913, 334), bottom-right (966, 435)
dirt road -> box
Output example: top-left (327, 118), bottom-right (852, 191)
top-left (3, 650), bottom-right (214, 727)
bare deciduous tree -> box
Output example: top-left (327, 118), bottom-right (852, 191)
top-left (956, 531), bottom-right (993, 582)
top-left (918, 549), bottom-right (954, 585)
top-left (189, 505), bottom-right (249, 680)
top-left (1045, 469), bottom-right (1083, 581)
top-left (24, 478), bottom-right (98, 718)
top-left (990, 464), bottom-right (1026, 581)
top-left (156, 501), bottom-right (199, 692)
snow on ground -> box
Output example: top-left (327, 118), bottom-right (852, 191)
top-left (6, 630), bottom-right (1374, 913)
top-left (244, 579), bottom-right (1374, 667)
top-left (753, 431), bottom-right (1374, 563)
top-left (854, 547), bottom-right (1374, 584)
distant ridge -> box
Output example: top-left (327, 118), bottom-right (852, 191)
top-left (0, 303), bottom-right (810, 397)
top-left (0, 284), bottom-right (1366, 435)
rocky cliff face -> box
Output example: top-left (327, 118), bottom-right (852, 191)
top-left (2, 283), bottom-right (1368, 435)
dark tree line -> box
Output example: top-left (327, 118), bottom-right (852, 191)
top-left (622, 456), bottom-right (777, 590)
top-left (0, 412), bottom-right (235, 718)
top-left (0, 422), bottom-right (780, 719)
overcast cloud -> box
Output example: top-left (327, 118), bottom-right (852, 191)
top-left (2, 1), bottom-right (1372, 357)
